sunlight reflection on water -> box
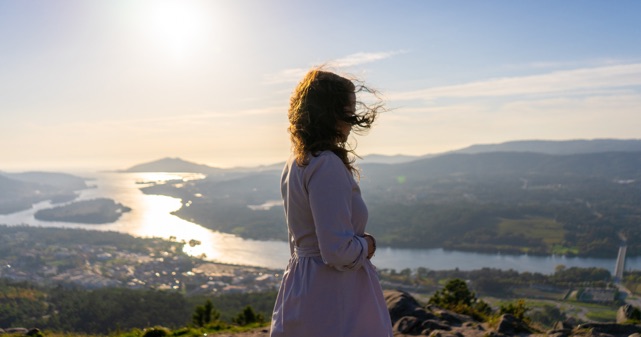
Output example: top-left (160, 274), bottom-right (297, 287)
top-left (0, 172), bottom-right (291, 269)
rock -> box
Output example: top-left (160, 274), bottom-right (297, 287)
top-left (394, 316), bottom-right (422, 334)
top-left (421, 319), bottom-right (452, 332)
top-left (26, 328), bottom-right (41, 336)
top-left (554, 321), bottom-right (576, 331)
top-left (385, 290), bottom-right (435, 324)
top-left (578, 323), bottom-right (641, 336)
top-left (426, 331), bottom-right (463, 337)
top-left (617, 304), bottom-right (641, 324)
top-left (5, 328), bottom-right (29, 334)
top-left (547, 329), bottom-right (572, 337)
top-left (434, 309), bottom-right (474, 325)
top-left (495, 314), bottom-right (531, 335)
top-left (546, 330), bottom-right (572, 337)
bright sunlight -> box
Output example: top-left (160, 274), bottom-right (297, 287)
top-left (142, 1), bottom-right (214, 62)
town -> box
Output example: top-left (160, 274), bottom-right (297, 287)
top-left (0, 226), bottom-right (282, 295)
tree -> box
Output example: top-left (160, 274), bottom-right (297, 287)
top-left (529, 305), bottom-right (567, 328)
top-left (193, 299), bottom-right (220, 327)
top-left (192, 306), bottom-right (206, 327)
top-left (233, 305), bottom-right (264, 326)
top-left (429, 279), bottom-right (476, 308)
top-left (499, 299), bottom-right (531, 322)
top-left (428, 278), bottom-right (491, 321)
top-left (203, 299), bottom-right (220, 324)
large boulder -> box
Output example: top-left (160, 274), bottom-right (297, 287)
top-left (616, 304), bottom-right (641, 323)
top-left (384, 290), bottom-right (493, 337)
top-left (385, 290), bottom-right (436, 324)
top-left (495, 314), bottom-right (531, 335)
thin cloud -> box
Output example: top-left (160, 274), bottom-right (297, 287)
top-left (264, 50), bottom-right (406, 84)
top-left (391, 63), bottom-right (641, 101)
top-left (263, 68), bottom-right (310, 85)
top-left (331, 50), bottom-right (406, 67)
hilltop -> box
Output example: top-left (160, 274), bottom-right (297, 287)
top-left (359, 138), bottom-right (641, 164)
top-left (122, 157), bottom-right (224, 174)
top-left (453, 138), bottom-right (641, 155)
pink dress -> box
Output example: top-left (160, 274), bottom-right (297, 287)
top-left (270, 151), bottom-right (393, 337)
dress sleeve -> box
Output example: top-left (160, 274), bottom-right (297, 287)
top-left (306, 153), bottom-right (368, 271)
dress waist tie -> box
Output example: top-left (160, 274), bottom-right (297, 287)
top-left (294, 245), bottom-right (321, 258)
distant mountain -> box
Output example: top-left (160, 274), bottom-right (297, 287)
top-left (451, 139), bottom-right (641, 155)
top-left (3, 171), bottom-right (88, 190)
top-left (0, 172), bottom-right (88, 215)
top-left (361, 150), bottom-right (641, 184)
top-left (0, 174), bottom-right (38, 199)
top-left (359, 154), bottom-right (420, 164)
top-left (225, 161), bottom-right (284, 173)
top-left (122, 139), bottom-right (641, 174)
top-left (357, 139), bottom-right (641, 166)
top-left (122, 157), bottom-right (223, 174)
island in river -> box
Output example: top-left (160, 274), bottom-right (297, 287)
top-left (35, 198), bottom-right (131, 224)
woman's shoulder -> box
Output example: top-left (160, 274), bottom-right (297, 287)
top-left (286, 151), bottom-right (348, 176)
top-left (308, 150), bottom-right (343, 167)
top-left (305, 151), bottom-right (354, 182)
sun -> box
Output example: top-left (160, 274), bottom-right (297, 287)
top-left (142, 1), bottom-right (213, 62)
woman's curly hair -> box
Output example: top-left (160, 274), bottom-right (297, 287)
top-left (288, 68), bottom-right (384, 175)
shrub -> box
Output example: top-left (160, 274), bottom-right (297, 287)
top-left (142, 326), bottom-right (171, 337)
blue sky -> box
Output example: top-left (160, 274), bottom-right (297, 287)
top-left (1, 0), bottom-right (640, 170)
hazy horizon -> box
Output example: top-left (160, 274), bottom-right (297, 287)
top-left (2, 1), bottom-right (640, 171)
top-left (3, 137), bottom-right (640, 174)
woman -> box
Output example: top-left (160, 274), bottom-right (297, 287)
top-left (270, 68), bottom-right (393, 337)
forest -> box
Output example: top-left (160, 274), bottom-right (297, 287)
top-left (0, 278), bottom-right (276, 334)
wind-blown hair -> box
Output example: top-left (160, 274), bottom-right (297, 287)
top-left (288, 68), bottom-right (383, 175)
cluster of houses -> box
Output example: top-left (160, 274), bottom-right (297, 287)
top-left (1, 240), bottom-right (281, 294)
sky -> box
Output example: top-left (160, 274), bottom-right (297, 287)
top-left (1, 0), bottom-right (640, 171)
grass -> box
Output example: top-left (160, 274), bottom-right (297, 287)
top-left (10, 322), bottom-right (270, 337)
top-left (497, 217), bottom-right (565, 246)
top-left (550, 245), bottom-right (580, 255)
top-left (585, 310), bottom-right (618, 322)
top-left (495, 217), bottom-right (579, 254)
top-left (511, 286), bottom-right (569, 301)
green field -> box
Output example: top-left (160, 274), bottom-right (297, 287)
top-left (497, 217), bottom-right (565, 245)
top-left (496, 217), bottom-right (579, 254)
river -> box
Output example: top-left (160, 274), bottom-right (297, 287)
top-left (1, 171), bottom-right (639, 274)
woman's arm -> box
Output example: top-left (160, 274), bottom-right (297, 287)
top-left (306, 153), bottom-right (368, 271)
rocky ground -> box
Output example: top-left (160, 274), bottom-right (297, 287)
top-left (385, 290), bottom-right (641, 337)
top-left (215, 290), bottom-right (641, 337)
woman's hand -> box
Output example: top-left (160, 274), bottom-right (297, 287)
top-left (363, 233), bottom-right (377, 259)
